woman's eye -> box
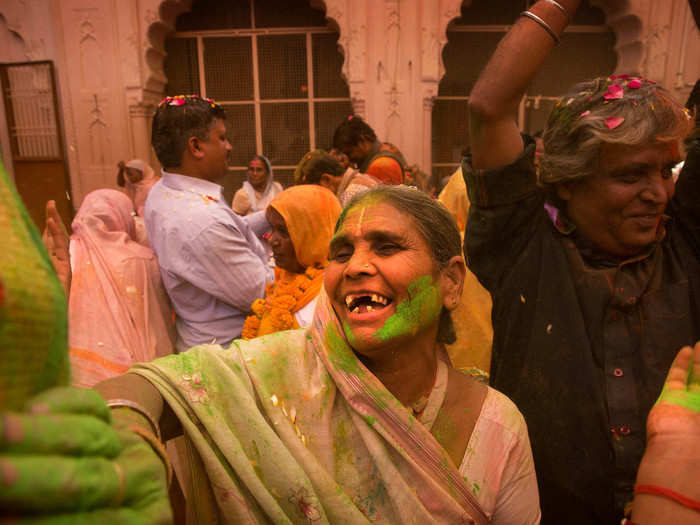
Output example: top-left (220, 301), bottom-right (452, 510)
top-left (331, 249), bottom-right (352, 262)
top-left (376, 243), bottom-right (400, 255)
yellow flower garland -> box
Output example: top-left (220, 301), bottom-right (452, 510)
top-left (242, 266), bottom-right (323, 340)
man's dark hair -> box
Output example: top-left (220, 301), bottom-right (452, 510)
top-left (151, 96), bottom-right (227, 170)
top-left (332, 115), bottom-right (377, 150)
top-left (294, 150), bottom-right (344, 185)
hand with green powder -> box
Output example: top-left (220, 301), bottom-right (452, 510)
top-left (631, 341), bottom-right (700, 524)
top-left (0, 386), bottom-right (172, 524)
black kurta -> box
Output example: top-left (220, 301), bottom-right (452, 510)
top-left (463, 136), bottom-right (700, 524)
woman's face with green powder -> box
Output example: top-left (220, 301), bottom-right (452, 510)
top-left (325, 201), bottom-right (447, 354)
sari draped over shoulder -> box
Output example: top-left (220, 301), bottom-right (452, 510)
top-left (131, 291), bottom-right (489, 524)
top-left (69, 190), bottom-right (175, 387)
top-left (243, 186), bottom-right (341, 339)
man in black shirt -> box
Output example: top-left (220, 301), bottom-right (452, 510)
top-left (464, 0), bottom-right (699, 523)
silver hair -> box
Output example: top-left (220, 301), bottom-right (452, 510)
top-left (539, 76), bottom-right (693, 190)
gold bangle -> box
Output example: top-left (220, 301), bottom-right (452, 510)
top-left (106, 398), bottom-right (162, 442)
top-left (520, 11), bottom-right (560, 44)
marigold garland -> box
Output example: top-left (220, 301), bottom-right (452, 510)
top-left (242, 266), bottom-right (323, 340)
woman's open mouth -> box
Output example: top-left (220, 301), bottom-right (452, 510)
top-left (344, 293), bottom-right (392, 314)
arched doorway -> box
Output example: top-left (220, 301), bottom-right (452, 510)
top-left (163, 0), bottom-right (352, 200)
top-left (431, 0), bottom-right (617, 184)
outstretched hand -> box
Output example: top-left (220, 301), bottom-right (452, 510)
top-left (631, 341), bottom-right (700, 524)
top-left (647, 341), bottom-right (700, 443)
top-left (0, 387), bottom-right (172, 524)
top-left (42, 200), bottom-right (71, 298)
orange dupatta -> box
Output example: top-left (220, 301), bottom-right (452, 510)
top-left (243, 185), bottom-right (341, 339)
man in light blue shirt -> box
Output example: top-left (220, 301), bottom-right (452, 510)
top-left (145, 95), bottom-right (273, 351)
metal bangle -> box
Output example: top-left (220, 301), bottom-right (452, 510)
top-left (111, 462), bottom-right (126, 507)
top-left (520, 11), bottom-right (561, 44)
top-left (541, 0), bottom-right (572, 24)
top-left (106, 398), bottom-right (162, 442)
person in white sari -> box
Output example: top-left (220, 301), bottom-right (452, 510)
top-left (232, 154), bottom-right (283, 216)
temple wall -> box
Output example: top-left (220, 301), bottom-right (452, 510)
top-left (0, 0), bottom-right (697, 207)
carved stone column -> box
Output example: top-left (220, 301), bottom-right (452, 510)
top-left (128, 101), bottom-right (157, 167)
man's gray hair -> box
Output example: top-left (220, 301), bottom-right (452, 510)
top-left (539, 76), bottom-right (693, 190)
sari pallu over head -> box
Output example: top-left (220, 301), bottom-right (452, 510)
top-left (131, 290), bottom-right (488, 524)
top-left (69, 189), bottom-right (174, 387)
top-left (244, 185), bottom-right (341, 338)
top-left (242, 155), bottom-right (283, 214)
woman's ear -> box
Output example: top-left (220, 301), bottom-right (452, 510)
top-left (319, 173), bottom-right (334, 189)
top-left (440, 255), bottom-right (466, 311)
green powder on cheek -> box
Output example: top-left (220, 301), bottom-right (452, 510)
top-left (374, 275), bottom-right (442, 342)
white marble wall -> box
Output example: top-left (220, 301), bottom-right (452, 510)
top-left (0, 0), bottom-right (697, 206)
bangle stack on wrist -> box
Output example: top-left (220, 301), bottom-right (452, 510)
top-left (520, 0), bottom-right (571, 45)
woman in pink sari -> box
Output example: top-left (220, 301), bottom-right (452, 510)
top-left (68, 189), bottom-right (175, 387)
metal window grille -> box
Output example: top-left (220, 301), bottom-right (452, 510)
top-left (432, 0), bottom-right (616, 179)
top-left (1, 62), bottom-right (61, 159)
top-left (164, 1), bottom-right (350, 190)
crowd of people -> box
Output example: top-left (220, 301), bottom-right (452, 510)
top-left (1, 0), bottom-right (700, 523)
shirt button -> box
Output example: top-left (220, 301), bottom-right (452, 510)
top-left (619, 425), bottom-right (631, 436)
top-left (613, 368), bottom-right (624, 377)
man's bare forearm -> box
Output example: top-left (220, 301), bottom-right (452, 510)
top-left (469, 0), bottom-right (581, 169)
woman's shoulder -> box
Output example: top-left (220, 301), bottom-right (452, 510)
top-left (477, 386), bottom-right (529, 439)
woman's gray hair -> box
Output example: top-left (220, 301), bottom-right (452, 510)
top-left (539, 76), bottom-right (693, 190)
top-left (337, 185), bottom-right (462, 344)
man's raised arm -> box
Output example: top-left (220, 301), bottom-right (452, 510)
top-left (468, 0), bottom-right (581, 169)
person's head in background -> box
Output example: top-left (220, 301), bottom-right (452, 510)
top-left (247, 154), bottom-right (273, 193)
top-left (294, 150), bottom-right (345, 194)
top-left (329, 148), bottom-right (351, 170)
top-left (332, 115), bottom-right (378, 166)
top-left (151, 95), bottom-right (230, 181)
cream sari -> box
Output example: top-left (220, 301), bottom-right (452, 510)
top-left (132, 291), bottom-right (500, 524)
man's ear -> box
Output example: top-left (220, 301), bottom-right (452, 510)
top-left (440, 255), bottom-right (466, 311)
top-left (188, 136), bottom-right (205, 160)
top-left (556, 181), bottom-right (574, 201)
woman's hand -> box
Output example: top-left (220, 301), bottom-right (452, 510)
top-left (42, 200), bottom-right (71, 298)
top-left (0, 387), bottom-right (172, 524)
top-left (631, 341), bottom-right (700, 523)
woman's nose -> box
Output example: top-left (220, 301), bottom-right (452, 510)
top-left (344, 250), bottom-right (374, 278)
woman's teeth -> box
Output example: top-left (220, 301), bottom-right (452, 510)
top-left (345, 294), bottom-right (391, 313)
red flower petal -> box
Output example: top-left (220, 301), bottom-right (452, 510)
top-left (605, 116), bottom-right (625, 129)
top-left (579, 110), bottom-right (591, 118)
top-left (628, 79), bottom-right (642, 88)
top-left (603, 84), bottom-right (624, 100)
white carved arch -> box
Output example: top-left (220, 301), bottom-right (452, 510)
top-left (436, 0), bottom-right (646, 89)
top-left (140, 0), bottom-right (351, 105)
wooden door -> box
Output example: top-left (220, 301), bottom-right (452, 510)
top-left (1, 61), bottom-right (73, 231)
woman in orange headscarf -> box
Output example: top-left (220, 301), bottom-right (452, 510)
top-left (242, 185), bottom-right (341, 339)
